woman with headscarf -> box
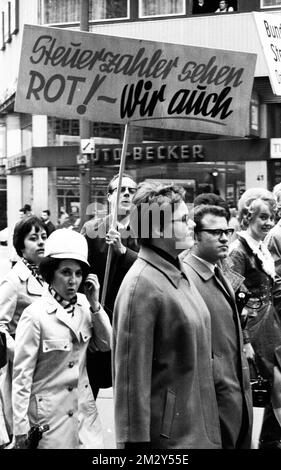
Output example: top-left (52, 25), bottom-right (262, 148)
top-left (12, 229), bottom-right (111, 449)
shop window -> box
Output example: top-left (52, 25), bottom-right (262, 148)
top-left (261, 0), bottom-right (281, 7)
top-left (139, 0), bottom-right (185, 18)
top-left (48, 117), bottom-right (123, 146)
top-left (40, 0), bottom-right (128, 24)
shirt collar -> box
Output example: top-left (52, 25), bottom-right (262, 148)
top-left (138, 246), bottom-right (187, 288)
top-left (149, 245), bottom-right (181, 270)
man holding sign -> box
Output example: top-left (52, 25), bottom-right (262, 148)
top-left (82, 173), bottom-right (139, 398)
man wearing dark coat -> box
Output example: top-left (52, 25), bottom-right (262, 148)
top-left (81, 173), bottom-right (139, 398)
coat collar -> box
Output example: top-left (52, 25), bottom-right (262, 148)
top-left (183, 253), bottom-right (236, 304)
top-left (138, 246), bottom-right (187, 288)
top-left (44, 289), bottom-right (84, 340)
top-left (183, 253), bottom-right (214, 281)
top-left (13, 259), bottom-right (43, 296)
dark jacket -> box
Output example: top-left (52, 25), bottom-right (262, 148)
top-left (43, 220), bottom-right (56, 237)
top-left (229, 235), bottom-right (281, 380)
top-left (183, 254), bottom-right (253, 449)
top-left (82, 214), bottom-right (139, 390)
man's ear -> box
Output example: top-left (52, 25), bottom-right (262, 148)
top-left (194, 231), bottom-right (200, 242)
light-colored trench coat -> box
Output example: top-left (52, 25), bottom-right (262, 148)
top-left (12, 290), bottom-right (112, 449)
top-left (0, 260), bottom-right (43, 437)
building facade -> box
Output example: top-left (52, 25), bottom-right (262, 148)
top-left (1, 0), bottom-right (281, 237)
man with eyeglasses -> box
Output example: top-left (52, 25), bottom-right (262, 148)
top-left (183, 204), bottom-right (252, 449)
top-left (81, 172), bottom-right (139, 398)
top-left (113, 183), bottom-right (232, 449)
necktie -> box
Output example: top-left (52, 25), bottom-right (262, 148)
top-left (214, 265), bottom-right (229, 294)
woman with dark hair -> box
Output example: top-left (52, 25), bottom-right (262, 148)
top-left (0, 216), bottom-right (47, 445)
top-left (12, 229), bottom-right (111, 449)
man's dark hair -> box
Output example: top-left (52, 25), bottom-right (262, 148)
top-left (193, 204), bottom-right (228, 233)
top-left (130, 181), bottom-right (185, 246)
top-left (23, 204), bottom-right (32, 212)
top-left (107, 172), bottom-right (136, 194)
top-left (13, 215), bottom-right (46, 256)
top-left (39, 256), bottom-right (89, 285)
top-left (43, 209), bottom-right (51, 217)
top-left (193, 193), bottom-right (230, 221)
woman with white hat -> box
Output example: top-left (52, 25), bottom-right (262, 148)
top-left (11, 229), bottom-right (112, 449)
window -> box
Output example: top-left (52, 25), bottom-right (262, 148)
top-left (139, 0), bottom-right (185, 18)
top-left (41, 0), bottom-right (128, 24)
top-left (261, 0), bottom-right (281, 7)
top-left (89, 0), bottom-right (128, 21)
top-left (47, 117), bottom-right (123, 146)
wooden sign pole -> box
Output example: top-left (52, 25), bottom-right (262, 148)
top-left (100, 122), bottom-right (130, 307)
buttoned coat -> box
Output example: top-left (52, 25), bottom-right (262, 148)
top-left (0, 260), bottom-right (43, 435)
top-left (113, 246), bottom-right (223, 449)
top-left (12, 290), bottom-right (112, 449)
top-left (183, 254), bottom-right (253, 448)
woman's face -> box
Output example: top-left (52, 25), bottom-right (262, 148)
top-left (248, 202), bottom-right (275, 241)
top-left (51, 259), bottom-right (83, 300)
top-left (22, 226), bottom-right (47, 265)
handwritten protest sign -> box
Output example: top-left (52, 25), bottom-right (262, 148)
top-left (15, 24), bottom-right (257, 137)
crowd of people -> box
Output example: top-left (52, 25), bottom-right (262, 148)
top-left (1, 174), bottom-right (281, 449)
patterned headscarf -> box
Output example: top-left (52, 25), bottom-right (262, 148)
top-left (22, 257), bottom-right (44, 286)
top-left (49, 286), bottom-right (77, 317)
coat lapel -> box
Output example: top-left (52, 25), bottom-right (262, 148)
top-left (45, 292), bottom-right (81, 341)
top-left (14, 260), bottom-right (43, 296)
top-left (184, 254), bottom-right (236, 305)
top-left (26, 275), bottom-right (44, 296)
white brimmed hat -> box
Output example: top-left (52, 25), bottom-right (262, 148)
top-left (44, 229), bottom-right (89, 266)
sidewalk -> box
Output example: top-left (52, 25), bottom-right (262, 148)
top-left (96, 387), bottom-right (116, 449)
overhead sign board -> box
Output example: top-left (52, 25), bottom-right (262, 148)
top-left (254, 12), bottom-right (281, 95)
top-left (15, 24), bottom-right (257, 137)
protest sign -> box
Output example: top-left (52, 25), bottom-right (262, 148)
top-left (15, 24), bottom-right (256, 137)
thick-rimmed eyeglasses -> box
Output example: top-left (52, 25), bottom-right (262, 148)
top-left (198, 228), bottom-right (234, 237)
